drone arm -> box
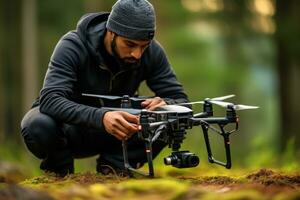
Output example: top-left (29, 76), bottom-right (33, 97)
top-left (191, 117), bottom-right (232, 126)
top-left (193, 112), bottom-right (209, 118)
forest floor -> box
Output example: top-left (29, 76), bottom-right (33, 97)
top-left (1, 165), bottom-right (300, 200)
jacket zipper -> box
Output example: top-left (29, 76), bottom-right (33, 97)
top-left (99, 64), bottom-right (136, 93)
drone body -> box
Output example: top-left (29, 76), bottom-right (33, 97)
top-left (82, 93), bottom-right (258, 177)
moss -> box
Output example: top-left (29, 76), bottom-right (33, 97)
top-left (21, 172), bottom-right (127, 188)
top-left (177, 175), bottom-right (242, 185)
top-left (89, 183), bottom-right (111, 196)
top-left (274, 192), bottom-right (300, 200)
top-left (0, 183), bottom-right (8, 190)
top-left (0, 184), bottom-right (54, 200)
top-left (115, 178), bottom-right (189, 199)
top-left (246, 168), bottom-right (300, 187)
top-left (13, 168), bottom-right (300, 200)
top-left (203, 189), bottom-right (267, 200)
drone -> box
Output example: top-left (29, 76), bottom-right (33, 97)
top-left (82, 93), bottom-right (258, 177)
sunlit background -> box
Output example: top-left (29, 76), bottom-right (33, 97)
top-left (0, 0), bottom-right (299, 176)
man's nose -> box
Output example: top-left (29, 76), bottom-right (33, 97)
top-left (131, 47), bottom-right (143, 59)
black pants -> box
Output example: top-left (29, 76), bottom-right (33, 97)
top-left (20, 106), bottom-right (167, 172)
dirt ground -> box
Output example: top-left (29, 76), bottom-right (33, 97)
top-left (0, 168), bottom-right (300, 200)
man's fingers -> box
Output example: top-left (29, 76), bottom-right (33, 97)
top-left (114, 120), bottom-right (138, 138)
top-left (146, 100), bottom-right (158, 109)
top-left (147, 102), bottom-right (166, 111)
top-left (111, 130), bottom-right (125, 140)
top-left (142, 98), bottom-right (167, 110)
top-left (120, 111), bottom-right (139, 124)
top-left (117, 116), bottom-right (139, 133)
top-left (141, 99), bottom-right (151, 107)
top-left (111, 127), bottom-right (133, 141)
top-left (113, 122), bottom-right (129, 136)
top-left (103, 111), bottom-right (141, 141)
top-left (145, 98), bottom-right (166, 111)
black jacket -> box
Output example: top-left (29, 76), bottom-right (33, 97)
top-left (38, 13), bottom-right (188, 131)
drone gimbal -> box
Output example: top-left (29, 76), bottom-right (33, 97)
top-left (82, 93), bottom-right (258, 177)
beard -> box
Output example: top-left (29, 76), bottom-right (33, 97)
top-left (111, 36), bottom-right (141, 68)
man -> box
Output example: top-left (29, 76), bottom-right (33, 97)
top-left (21, 0), bottom-right (189, 177)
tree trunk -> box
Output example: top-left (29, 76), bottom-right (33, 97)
top-left (22, 0), bottom-right (38, 114)
top-left (0, 0), bottom-right (4, 142)
top-left (0, 0), bottom-right (22, 142)
top-left (275, 0), bottom-right (300, 152)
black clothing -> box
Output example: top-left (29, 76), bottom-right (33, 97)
top-left (37, 12), bottom-right (188, 131)
top-left (21, 13), bottom-right (189, 175)
top-left (21, 107), bottom-right (166, 174)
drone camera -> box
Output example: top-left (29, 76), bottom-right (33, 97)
top-left (164, 151), bottom-right (200, 168)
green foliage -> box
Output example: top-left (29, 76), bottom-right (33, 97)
top-left (0, 142), bottom-right (41, 177)
top-left (245, 135), bottom-right (300, 171)
top-left (281, 139), bottom-right (300, 172)
top-left (245, 134), bottom-right (278, 168)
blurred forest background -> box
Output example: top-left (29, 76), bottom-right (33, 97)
top-left (0, 0), bottom-right (299, 176)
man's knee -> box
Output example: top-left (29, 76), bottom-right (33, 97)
top-left (21, 107), bottom-right (61, 158)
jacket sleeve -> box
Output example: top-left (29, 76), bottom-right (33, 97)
top-left (39, 33), bottom-right (108, 130)
top-left (145, 41), bottom-right (189, 105)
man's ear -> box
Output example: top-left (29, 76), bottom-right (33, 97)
top-left (106, 29), bottom-right (112, 37)
top-left (111, 32), bottom-right (116, 41)
top-left (107, 30), bottom-right (115, 42)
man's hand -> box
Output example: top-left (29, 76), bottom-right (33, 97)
top-left (141, 97), bottom-right (167, 111)
top-left (103, 111), bottom-right (139, 141)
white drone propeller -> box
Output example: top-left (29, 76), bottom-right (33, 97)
top-left (210, 100), bottom-right (259, 111)
top-left (178, 94), bottom-right (235, 105)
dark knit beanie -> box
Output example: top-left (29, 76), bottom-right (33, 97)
top-left (106, 0), bottom-right (156, 40)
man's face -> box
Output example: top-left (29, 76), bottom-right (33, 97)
top-left (111, 34), bottom-right (151, 67)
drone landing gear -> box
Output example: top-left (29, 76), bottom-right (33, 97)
top-left (200, 119), bottom-right (238, 169)
top-left (122, 140), bottom-right (155, 177)
top-left (122, 122), bottom-right (167, 178)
